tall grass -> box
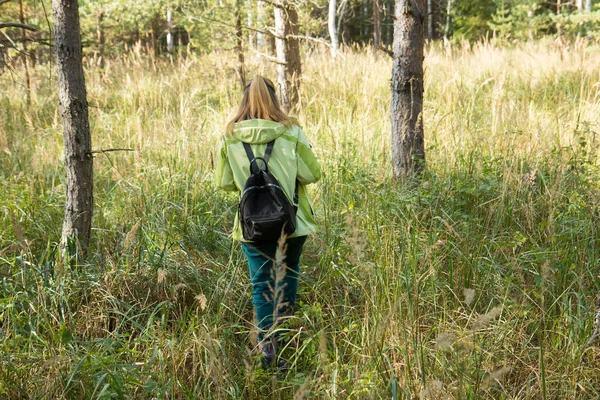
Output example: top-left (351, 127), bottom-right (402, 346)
top-left (1, 39), bottom-right (600, 398)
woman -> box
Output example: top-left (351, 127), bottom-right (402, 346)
top-left (214, 76), bottom-right (321, 367)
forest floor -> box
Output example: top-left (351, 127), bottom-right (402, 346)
top-left (1, 40), bottom-right (600, 399)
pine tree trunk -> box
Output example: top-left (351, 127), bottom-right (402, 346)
top-left (96, 10), bottom-right (105, 68)
top-left (236, 2), bottom-right (246, 87)
top-left (391, 0), bottom-right (425, 179)
top-left (274, 0), bottom-right (302, 112)
top-left (329, 0), bottom-right (339, 58)
top-left (386, 0), bottom-right (394, 46)
top-left (19, 0), bottom-right (31, 106)
top-left (373, 0), bottom-right (381, 54)
top-left (52, 0), bottom-right (94, 249)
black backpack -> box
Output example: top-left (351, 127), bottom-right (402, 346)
top-left (239, 140), bottom-right (298, 243)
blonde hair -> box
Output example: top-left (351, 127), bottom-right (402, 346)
top-left (225, 76), bottom-right (296, 136)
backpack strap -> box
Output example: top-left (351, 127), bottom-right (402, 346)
top-left (263, 140), bottom-right (275, 165)
top-left (243, 140), bottom-right (275, 174)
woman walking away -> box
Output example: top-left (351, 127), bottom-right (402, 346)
top-left (214, 76), bottom-right (321, 369)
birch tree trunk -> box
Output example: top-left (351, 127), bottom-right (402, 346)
top-left (577, 0), bottom-right (583, 11)
top-left (274, 0), bottom-right (302, 112)
top-left (427, 0), bottom-right (433, 40)
top-left (167, 9), bottom-right (174, 53)
top-left (444, 0), bottom-right (453, 41)
top-left (585, 0), bottom-right (592, 12)
top-left (329, 0), bottom-right (339, 58)
top-left (391, 0), bottom-right (425, 178)
top-left (52, 0), bottom-right (94, 249)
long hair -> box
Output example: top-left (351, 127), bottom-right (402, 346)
top-left (225, 76), bottom-right (296, 136)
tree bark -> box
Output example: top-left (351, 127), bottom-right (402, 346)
top-left (257, 0), bottom-right (266, 51)
top-left (96, 10), bottom-right (105, 67)
top-left (19, 0), bottom-right (31, 106)
top-left (274, 0), bottom-right (301, 112)
top-left (391, 0), bottom-right (425, 179)
top-left (585, 0), bottom-right (592, 12)
top-left (427, 0), bottom-right (433, 40)
top-left (167, 9), bottom-right (174, 53)
top-left (329, 0), bottom-right (339, 58)
top-left (444, 0), bottom-right (453, 40)
top-left (52, 0), bottom-right (94, 250)
top-left (236, 1), bottom-right (246, 87)
top-left (373, 0), bottom-right (381, 55)
top-left (386, 0), bottom-right (393, 46)
top-left (577, 0), bottom-right (583, 11)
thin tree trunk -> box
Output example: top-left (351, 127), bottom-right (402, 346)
top-left (52, 0), bottom-right (94, 249)
top-left (329, 0), bottom-right (339, 57)
top-left (427, 0), bottom-right (433, 40)
top-left (274, 0), bottom-right (301, 112)
top-left (236, 2), bottom-right (246, 87)
top-left (151, 14), bottom-right (160, 56)
top-left (247, 0), bottom-right (255, 49)
top-left (96, 10), bottom-right (105, 68)
top-left (444, 0), bottom-right (453, 41)
top-left (577, 0), bottom-right (583, 11)
top-left (19, 0), bottom-right (31, 106)
top-left (167, 9), bottom-right (174, 53)
top-left (257, 0), bottom-right (266, 51)
top-left (386, 0), bottom-right (393, 46)
top-left (391, 0), bottom-right (425, 178)
top-left (373, 0), bottom-right (381, 55)
top-left (585, 0), bottom-right (592, 12)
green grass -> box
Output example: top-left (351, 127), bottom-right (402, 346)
top-left (1, 40), bottom-right (600, 398)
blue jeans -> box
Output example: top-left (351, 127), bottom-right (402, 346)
top-left (241, 236), bottom-right (307, 339)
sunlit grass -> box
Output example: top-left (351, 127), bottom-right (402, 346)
top-left (1, 39), bottom-right (600, 398)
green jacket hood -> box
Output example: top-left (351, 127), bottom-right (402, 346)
top-left (232, 119), bottom-right (288, 144)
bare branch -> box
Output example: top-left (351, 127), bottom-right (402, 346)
top-left (378, 44), bottom-right (394, 58)
top-left (0, 0), bottom-right (13, 7)
top-left (249, 48), bottom-right (286, 65)
top-left (0, 22), bottom-right (39, 32)
top-left (90, 148), bottom-right (135, 155)
top-left (188, 16), bottom-right (282, 39)
top-left (287, 34), bottom-right (331, 48)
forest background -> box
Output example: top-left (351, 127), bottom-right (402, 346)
top-left (2, 0), bottom-right (600, 398)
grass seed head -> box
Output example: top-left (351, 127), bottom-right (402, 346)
top-left (484, 366), bottom-right (511, 387)
top-left (463, 288), bottom-right (476, 306)
top-left (474, 305), bottom-right (504, 330)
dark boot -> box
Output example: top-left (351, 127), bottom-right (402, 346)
top-left (259, 338), bottom-right (289, 371)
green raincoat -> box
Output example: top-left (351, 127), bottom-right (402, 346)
top-left (214, 119), bottom-right (321, 241)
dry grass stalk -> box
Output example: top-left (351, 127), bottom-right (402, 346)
top-left (123, 218), bottom-right (141, 252)
top-left (0, 124), bottom-right (9, 155)
top-left (157, 268), bottom-right (168, 284)
top-left (196, 293), bottom-right (207, 311)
